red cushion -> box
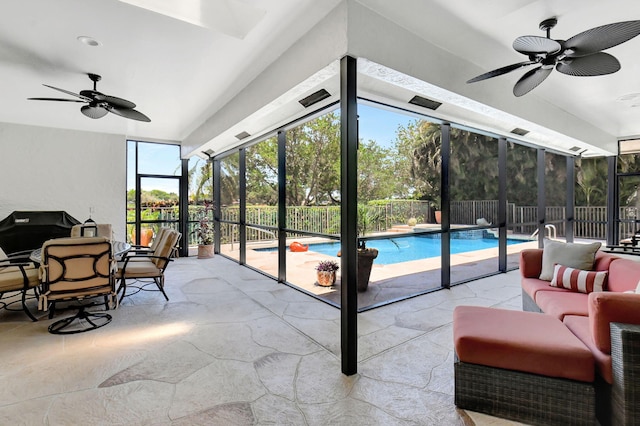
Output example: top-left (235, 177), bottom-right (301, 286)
top-left (454, 306), bottom-right (594, 382)
top-left (589, 292), bottom-right (640, 354)
top-left (607, 259), bottom-right (640, 292)
top-left (563, 315), bottom-right (612, 384)
top-left (522, 277), bottom-right (568, 301)
top-left (520, 249), bottom-right (543, 278)
top-left (593, 252), bottom-right (618, 272)
top-left (535, 290), bottom-right (588, 320)
top-left (550, 264), bottom-right (607, 293)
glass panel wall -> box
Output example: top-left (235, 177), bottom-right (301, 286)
top-left (506, 142), bottom-right (539, 267)
top-left (187, 156), bottom-right (212, 251)
top-left (617, 152), bottom-right (640, 242)
top-left (245, 136), bottom-right (279, 276)
top-left (575, 157), bottom-right (608, 242)
top-left (449, 128), bottom-right (499, 283)
top-left (357, 104), bottom-right (442, 308)
top-left (284, 111), bottom-right (341, 297)
top-left (219, 152), bottom-right (240, 261)
top-left (545, 152), bottom-right (567, 241)
top-left (126, 141), bottom-right (182, 249)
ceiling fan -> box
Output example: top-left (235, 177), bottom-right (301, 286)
top-left (28, 73), bottom-right (151, 122)
top-left (467, 18), bottom-right (640, 97)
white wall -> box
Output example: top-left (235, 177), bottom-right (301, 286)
top-left (0, 122), bottom-right (127, 241)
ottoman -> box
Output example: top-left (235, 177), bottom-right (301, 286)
top-left (453, 306), bottom-right (596, 425)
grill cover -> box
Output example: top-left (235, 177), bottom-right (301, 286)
top-left (0, 211), bottom-right (80, 254)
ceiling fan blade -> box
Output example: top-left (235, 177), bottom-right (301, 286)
top-left (513, 36), bottom-right (561, 55)
top-left (28, 97), bottom-right (85, 103)
top-left (467, 61), bottom-right (535, 83)
top-left (96, 94), bottom-right (136, 109)
top-left (564, 20), bottom-right (640, 57)
top-left (43, 84), bottom-right (91, 101)
top-left (513, 66), bottom-right (553, 97)
top-left (81, 105), bottom-right (109, 119)
top-left (106, 106), bottom-right (151, 122)
top-left (556, 52), bottom-right (621, 76)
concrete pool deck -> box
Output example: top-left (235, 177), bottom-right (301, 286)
top-left (219, 228), bottom-right (540, 309)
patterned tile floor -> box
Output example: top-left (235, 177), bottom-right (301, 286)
top-left (0, 255), bottom-right (529, 425)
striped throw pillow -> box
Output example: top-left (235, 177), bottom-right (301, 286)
top-left (550, 264), bottom-right (607, 293)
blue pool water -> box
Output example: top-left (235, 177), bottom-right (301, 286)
top-left (260, 235), bottom-right (527, 265)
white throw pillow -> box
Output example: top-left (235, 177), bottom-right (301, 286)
top-left (539, 240), bottom-right (601, 281)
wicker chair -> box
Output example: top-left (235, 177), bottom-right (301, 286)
top-left (38, 237), bottom-right (117, 334)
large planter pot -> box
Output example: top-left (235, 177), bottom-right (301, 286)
top-left (131, 227), bottom-right (154, 247)
top-left (434, 210), bottom-right (442, 224)
top-left (197, 244), bottom-right (215, 259)
top-left (357, 248), bottom-right (379, 292)
top-left (316, 271), bottom-right (336, 287)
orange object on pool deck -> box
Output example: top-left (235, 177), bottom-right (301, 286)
top-left (289, 241), bottom-right (308, 252)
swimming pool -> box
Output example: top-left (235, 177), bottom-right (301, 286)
top-left (260, 235), bottom-right (528, 265)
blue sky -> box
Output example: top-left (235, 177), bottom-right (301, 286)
top-left (358, 104), bottom-right (416, 148)
top-left (128, 104), bottom-right (418, 193)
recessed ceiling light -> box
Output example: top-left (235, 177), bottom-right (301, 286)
top-left (77, 36), bottom-right (102, 47)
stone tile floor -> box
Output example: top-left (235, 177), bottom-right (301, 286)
top-left (0, 255), bottom-right (528, 425)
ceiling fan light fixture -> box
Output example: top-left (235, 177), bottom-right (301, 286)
top-left (77, 36), bottom-right (102, 47)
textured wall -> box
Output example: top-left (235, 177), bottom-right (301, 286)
top-left (0, 122), bottom-right (127, 241)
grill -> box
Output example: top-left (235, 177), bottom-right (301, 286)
top-left (0, 211), bottom-right (80, 254)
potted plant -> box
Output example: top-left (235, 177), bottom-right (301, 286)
top-left (356, 204), bottom-right (379, 292)
top-left (315, 260), bottom-right (339, 287)
top-left (193, 202), bottom-right (215, 259)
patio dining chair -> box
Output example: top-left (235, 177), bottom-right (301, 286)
top-left (115, 229), bottom-right (180, 302)
top-left (0, 247), bottom-right (40, 321)
top-left (38, 237), bottom-right (117, 334)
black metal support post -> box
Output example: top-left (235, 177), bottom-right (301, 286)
top-left (213, 158), bottom-right (221, 254)
top-left (566, 156), bottom-right (575, 243)
top-left (179, 158), bottom-right (190, 257)
top-left (340, 55), bottom-right (358, 376)
top-left (607, 156), bottom-right (617, 246)
top-left (537, 149), bottom-right (546, 248)
top-left (498, 138), bottom-right (507, 272)
top-left (239, 149), bottom-right (246, 265)
top-left (278, 130), bottom-right (287, 283)
top-left (441, 123), bottom-right (451, 288)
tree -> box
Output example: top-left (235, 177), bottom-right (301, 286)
top-left (358, 139), bottom-right (398, 202)
top-left (285, 112), bottom-right (341, 205)
top-left (245, 137), bottom-right (278, 205)
top-left (575, 157), bottom-right (607, 206)
top-left (394, 120), bottom-right (442, 203)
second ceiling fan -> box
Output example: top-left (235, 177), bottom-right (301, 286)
top-left (467, 18), bottom-right (640, 96)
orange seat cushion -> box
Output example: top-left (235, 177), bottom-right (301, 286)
top-left (535, 290), bottom-right (588, 320)
top-left (589, 292), bottom-right (640, 354)
top-left (563, 314), bottom-right (612, 384)
top-left (454, 306), bottom-right (594, 382)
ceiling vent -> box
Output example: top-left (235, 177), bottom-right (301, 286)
top-left (235, 131), bottom-right (251, 140)
top-left (569, 146), bottom-right (582, 152)
top-left (408, 95), bottom-right (442, 110)
top-left (299, 89), bottom-right (331, 108)
top-left (510, 127), bottom-right (529, 136)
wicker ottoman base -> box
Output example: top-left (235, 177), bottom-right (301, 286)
top-left (455, 357), bottom-right (595, 426)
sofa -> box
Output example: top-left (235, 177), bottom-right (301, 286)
top-left (519, 242), bottom-right (640, 425)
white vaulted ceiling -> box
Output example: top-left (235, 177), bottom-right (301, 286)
top-left (2, 0), bottom-right (640, 157)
